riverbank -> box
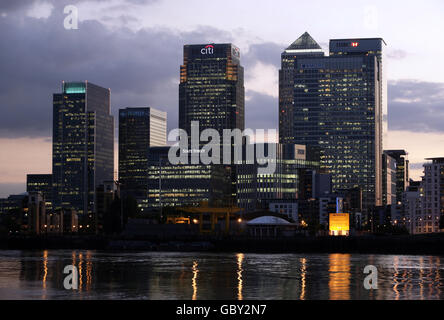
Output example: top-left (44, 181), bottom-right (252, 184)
top-left (1, 233), bottom-right (444, 255)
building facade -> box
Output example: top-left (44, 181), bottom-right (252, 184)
top-left (421, 158), bottom-right (444, 233)
top-left (146, 147), bottom-right (233, 210)
top-left (52, 81), bottom-right (114, 230)
top-left (279, 32), bottom-right (386, 215)
top-left (382, 152), bottom-right (397, 206)
top-left (179, 43), bottom-right (244, 138)
top-left (119, 107), bottom-right (167, 206)
top-left (26, 174), bottom-right (53, 210)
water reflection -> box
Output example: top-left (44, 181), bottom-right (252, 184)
top-left (1, 251), bottom-right (444, 300)
top-left (237, 253), bottom-right (244, 300)
top-left (192, 261), bottom-right (198, 300)
top-left (299, 258), bottom-right (307, 300)
top-left (328, 254), bottom-right (351, 300)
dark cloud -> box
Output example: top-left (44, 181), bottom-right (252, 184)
top-left (243, 42), bottom-right (283, 69)
top-left (388, 80), bottom-right (444, 133)
top-left (0, 0), bottom-right (33, 12)
top-left (0, 12), bottom-right (233, 138)
top-left (245, 92), bottom-right (278, 131)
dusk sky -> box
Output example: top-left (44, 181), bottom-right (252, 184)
top-left (0, 0), bottom-right (443, 197)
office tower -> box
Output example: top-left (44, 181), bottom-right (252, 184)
top-left (382, 152), bottom-right (397, 206)
top-left (421, 158), bottom-right (444, 233)
top-left (279, 32), bottom-right (386, 214)
top-left (119, 107), bottom-right (167, 207)
top-left (279, 32), bottom-right (324, 145)
top-left (52, 81), bottom-right (114, 230)
top-left (179, 43), bottom-right (244, 137)
top-left (236, 144), bottom-right (321, 212)
top-left (146, 147), bottom-right (232, 209)
top-left (26, 174), bottom-right (52, 210)
top-left (384, 150), bottom-right (409, 204)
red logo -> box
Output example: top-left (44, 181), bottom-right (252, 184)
top-left (351, 42), bottom-right (359, 47)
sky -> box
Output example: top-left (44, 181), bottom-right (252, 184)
top-left (0, 0), bottom-right (443, 197)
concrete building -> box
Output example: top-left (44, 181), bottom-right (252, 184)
top-left (420, 158), bottom-right (444, 233)
top-left (402, 181), bottom-right (423, 234)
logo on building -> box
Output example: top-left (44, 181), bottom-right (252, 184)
top-left (351, 42), bottom-right (359, 47)
top-left (232, 46), bottom-right (240, 58)
top-left (201, 44), bottom-right (214, 55)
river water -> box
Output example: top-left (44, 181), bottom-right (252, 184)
top-left (0, 250), bottom-right (443, 300)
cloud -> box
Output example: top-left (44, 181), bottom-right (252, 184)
top-left (243, 42), bottom-right (282, 69)
top-left (245, 91), bottom-right (277, 131)
top-left (245, 61), bottom-right (279, 99)
top-left (0, 0), bottom-right (34, 12)
top-left (0, 11), bottom-right (236, 139)
top-left (388, 79), bottom-right (444, 133)
top-left (387, 49), bottom-right (407, 60)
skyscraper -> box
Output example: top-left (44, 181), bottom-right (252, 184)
top-left (119, 107), bottom-right (167, 207)
top-left (52, 81), bottom-right (114, 229)
top-left (279, 32), bottom-right (386, 213)
top-left (179, 43), bottom-right (244, 137)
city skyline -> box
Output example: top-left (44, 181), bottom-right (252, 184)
top-left (1, 0), bottom-right (444, 197)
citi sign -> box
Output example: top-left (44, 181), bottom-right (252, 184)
top-left (201, 44), bottom-right (214, 55)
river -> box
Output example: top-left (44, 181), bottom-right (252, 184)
top-left (0, 251), bottom-right (442, 300)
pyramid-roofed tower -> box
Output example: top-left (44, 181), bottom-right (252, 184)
top-left (285, 32), bottom-right (322, 51)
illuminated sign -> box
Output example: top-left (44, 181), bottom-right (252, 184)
top-left (329, 213), bottom-right (350, 236)
top-left (351, 42), bottom-right (359, 47)
top-left (201, 44), bottom-right (214, 55)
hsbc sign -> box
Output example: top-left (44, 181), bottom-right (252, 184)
top-left (201, 44), bottom-right (214, 55)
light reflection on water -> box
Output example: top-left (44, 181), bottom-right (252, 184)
top-left (0, 250), bottom-right (443, 300)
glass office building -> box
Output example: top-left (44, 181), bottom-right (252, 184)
top-left (26, 174), bottom-right (53, 210)
top-left (52, 81), bottom-right (114, 228)
top-left (119, 107), bottom-right (167, 206)
top-left (145, 147), bottom-right (233, 209)
top-left (279, 33), bottom-right (386, 213)
top-left (179, 43), bottom-right (245, 137)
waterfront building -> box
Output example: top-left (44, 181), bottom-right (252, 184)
top-left (119, 107), bottom-right (167, 208)
top-left (146, 147), bottom-right (233, 210)
top-left (402, 180), bottom-right (423, 234)
top-left (52, 81), bottom-right (114, 231)
top-left (179, 43), bottom-right (244, 138)
top-left (382, 152), bottom-right (397, 206)
top-left (420, 158), bottom-right (444, 233)
top-left (279, 32), bottom-right (386, 215)
top-left (26, 174), bottom-right (53, 210)
top-left (236, 144), bottom-right (321, 212)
